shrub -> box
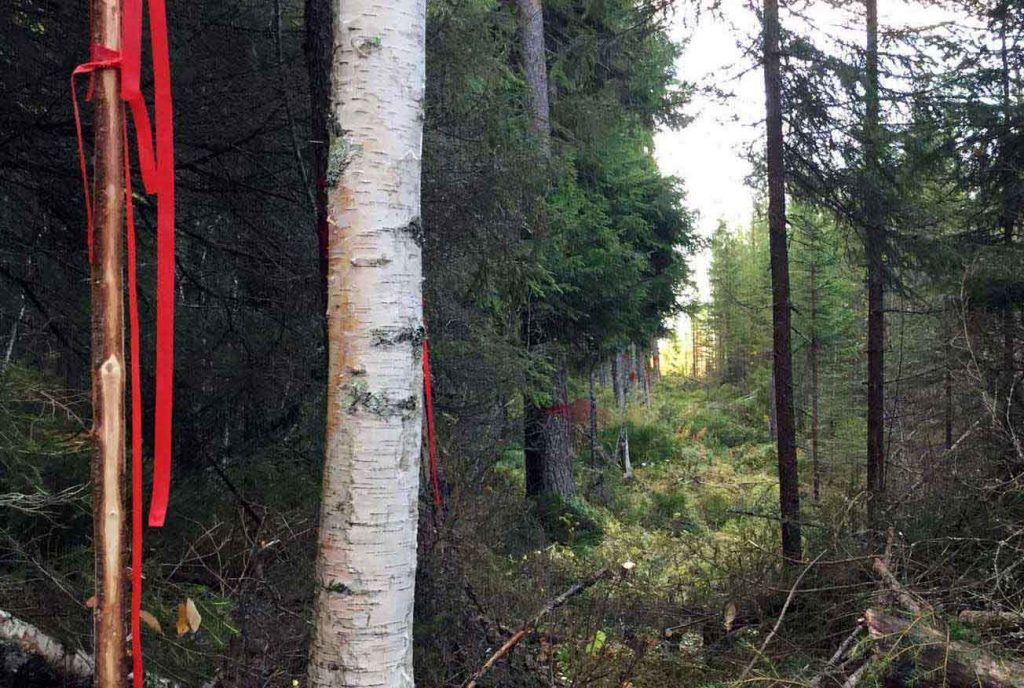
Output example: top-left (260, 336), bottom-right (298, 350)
top-left (599, 418), bottom-right (683, 466)
top-left (533, 494), bottom-right (605, 547)
top-left (689, 406), bottom-right (762, 447)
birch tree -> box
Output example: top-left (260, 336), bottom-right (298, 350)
top-left (307, 1), bottom-right (426, 686)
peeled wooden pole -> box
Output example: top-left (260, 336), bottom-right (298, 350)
top-left (89, 0), bottom-right (128, 685)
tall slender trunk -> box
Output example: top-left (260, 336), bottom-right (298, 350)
top-left (517, 0), bottom-right (574, 500)
top-left (612, 351), bottom-right (632, 479)
top-left (589, 365), bottom-right (598, 465)
top-left (88, 0), bottom-right (127, 684)
top-left (517, 0), bottom-right (550, 149)
top-left (762, 0), bottom-right (802, 561)
top-left (809, 262), bottom-right (821, 503)
top-left (650, 337), bottom-right (661, 381)
top-left (307, 2), bottom-right (426, 685)
top-left (637, 343), bottom-right (651, 408)
top-left (945, 337), bottom-right (954, 451)
top-left (998, 6), bottom-right (1017, 448)
top-left (612, 351), bottom-right (625, 410)
top-left (692, 316), bottom-right (698, 378)
top-left (864, 0), bottom-right (886, 531)
top-left (305, 0), bottom-right (331, 318)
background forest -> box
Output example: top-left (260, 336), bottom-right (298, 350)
top-left (0, 0), bottom-right (1023, 687)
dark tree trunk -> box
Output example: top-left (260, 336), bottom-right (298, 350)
top-left (650, 337), bottom-right (661, 381)
top-left (589, 365), bottom-right (598, 465)
top-left (762, 0), bottom-right (802, 561)
top-left (945, 336), bottom-right (954, 451)
top-left (998, 9), bottom-right (1018, 457)
top-left (305, 0), bottom-right (331, 367)
top-left (810, 262), bottom-right (822, 503)
top-left (864, 0), bottom-right (886, 530)
top-left (612, 351), bottom-right (625, 410)
top-left (637, 343), bottom-right (651, 408)
top-left (525, 365), bottom-right (574, 498)
top-left (305, 0), bottom-right (331, 297)
top-left (517, 0), bottom-right (574, 500)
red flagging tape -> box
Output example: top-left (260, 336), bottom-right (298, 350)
top-left (422, 334), bottom-right (443, 509)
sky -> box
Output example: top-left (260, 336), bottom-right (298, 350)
top-left (654, 1), bottom-right (962, 315)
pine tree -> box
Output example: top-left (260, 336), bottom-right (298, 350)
top-left (762, 0), bottom-right (802, 561)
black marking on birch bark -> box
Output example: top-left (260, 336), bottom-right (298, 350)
top-left (344, 380), bottom-right (418, 417)
top-left (398, 216), bottom-right (423, 246)
top-left (324, 580), bottom-right (352, 595)
top-left (328, 112), bottom-right (344, 138)
top-left (371, 325), bottom-right (424, 347)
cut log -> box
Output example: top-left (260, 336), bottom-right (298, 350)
top-left (958, 610), bottom-right (1024, 633)
top-left (864, 608), bottom-right (1024, 688)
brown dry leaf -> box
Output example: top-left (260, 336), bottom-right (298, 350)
top-left (139, 610), bottom-right (163, 635)
top-left (175, 598), bottom-right (203, 635)
top-left (84, 595), bottom-right (97, 609)
top-left (723, 601), bottom-right (738, 631)
top-left (176, 601), bottom-right (189, 636)
top-left (185, 597), bottom-right (202, 633)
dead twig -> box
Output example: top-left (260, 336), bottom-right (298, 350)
top-left (462, 567), bottom-right (612, 688)
top-left (737, 550), bottom-right (825, 682)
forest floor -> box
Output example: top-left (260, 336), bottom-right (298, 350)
top-left (420, 374), bottom-right (873, 687)
top-left (426, 374), bottom-right (1024, 687)
top-left (3, 367), bottom-right (1022, 687)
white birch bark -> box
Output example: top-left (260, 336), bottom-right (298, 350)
top-left (307, 1), bottom-right (426, 686)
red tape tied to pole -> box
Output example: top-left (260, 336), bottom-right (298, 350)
top-left (72, 2), bottom-right (175, 685)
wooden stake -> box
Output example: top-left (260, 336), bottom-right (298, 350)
top-left (89, 0), bottom-right (127, 685)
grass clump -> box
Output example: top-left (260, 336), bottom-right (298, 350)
top-left (533, 493), bottom-right (605, 547)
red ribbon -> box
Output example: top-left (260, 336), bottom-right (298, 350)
top-left (72, 2), bottom-right (175, 685)
top-left (422, 325), bottom-right (443, 509)
top-left (544, 404), bottom-right (572, 418)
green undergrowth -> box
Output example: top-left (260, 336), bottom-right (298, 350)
top-left (446, 374), bottom-right (839, 686)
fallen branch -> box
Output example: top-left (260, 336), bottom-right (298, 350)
top-left (0, 608), bottom-right (92, 679)
top-left (872, 558), bottom-right (930, 615)
top-left (725, 509), bottom-right (825, 529)
top-left (809, 622), bottom-right (866, 688)
top-left (462, 567), bottom-right (611, 688)
top-left (0, 608), bottom-right (213, 687)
